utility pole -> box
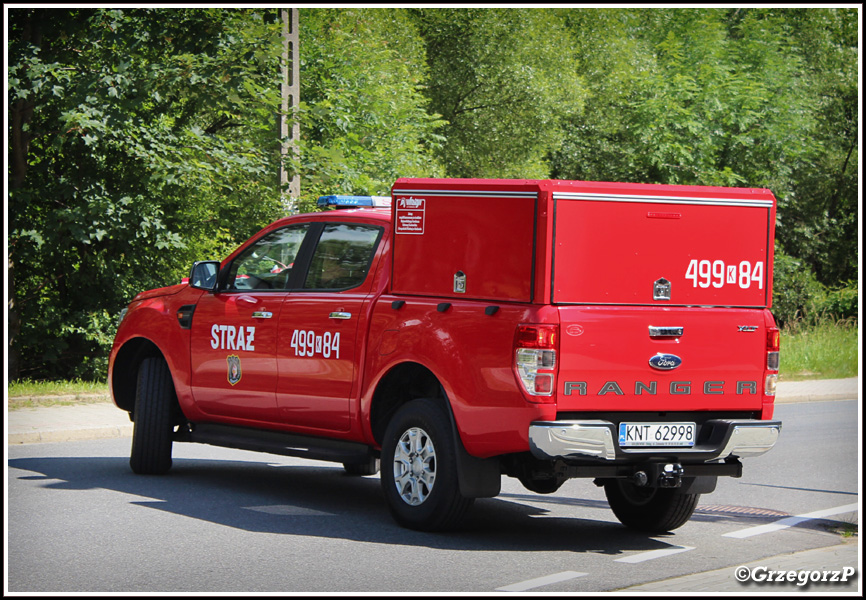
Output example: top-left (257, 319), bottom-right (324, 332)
top-left (281, 8), bottom-right (300, 213)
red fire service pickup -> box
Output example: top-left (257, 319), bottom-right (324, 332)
top-left (109, 178), bottom-right (782, 532)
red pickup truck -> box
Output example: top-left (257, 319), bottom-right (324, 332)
top-left (109, 178), bottom-right (781, 533)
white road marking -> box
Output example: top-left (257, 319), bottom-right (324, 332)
top-left (496, 571), bottom-right (588, 592)
top-left (723, 503), bottom-right (860, 538)
top-left (614, 545), bottom-right (694, 563)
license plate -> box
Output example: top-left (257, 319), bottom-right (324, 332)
top-left (618, 422), bottom-right (696, 447)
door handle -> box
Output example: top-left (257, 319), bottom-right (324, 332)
top-left (252, 311), bottom-right (273, 319)
top-left (329, 312), bottom-right (352, 320)
top-left (649, 326), bottom-right (683, 338)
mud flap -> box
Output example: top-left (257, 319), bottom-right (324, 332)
top-left (446, 407), bottom-right (501, 498)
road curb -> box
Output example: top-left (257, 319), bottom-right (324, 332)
top-left (7, 424), bottom-right (133, 446)
top-left (6, 401), bottom-right (133, 446)
top-left (8, 393), bottom-right (111, 405)
top-left (775, 392), bottom-right (858, 404)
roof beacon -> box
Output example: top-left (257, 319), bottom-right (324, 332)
top-left (317, 195), bottom-right (392, 209)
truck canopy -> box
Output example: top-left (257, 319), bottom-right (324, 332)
top-left (391, 178), bottom-right (776, 308)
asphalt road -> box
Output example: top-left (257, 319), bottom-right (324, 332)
top-left (6, 399), bottom-right (859, 593)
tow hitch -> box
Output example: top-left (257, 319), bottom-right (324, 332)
top-left (631, 463), bottom-right (684, 488)
top-left (658, 463), bottom-right (684, 488)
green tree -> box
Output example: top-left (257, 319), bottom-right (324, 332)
top-left (774, 8), bottom-right (858, 287)
top-left (550, 9), bottom-right (659, 183)
top-left (554, 9), bottom-right (816, 188)
top-left (294, 8), bottom-right (445, 212)
top-left (8, 8), bottom-right (285, 380)
top-left (553, 7), bottom-right (857, 293)
top-left (411, 8), bottom-right (586, 178)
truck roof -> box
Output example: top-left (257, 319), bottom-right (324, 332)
top-left (393, 177), bottom-right (775, 202)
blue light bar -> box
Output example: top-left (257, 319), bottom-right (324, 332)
top-left (317, 195), bottom-right (392, 208)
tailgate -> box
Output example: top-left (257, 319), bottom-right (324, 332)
top-left (556, 306), bottom-right (769, 412)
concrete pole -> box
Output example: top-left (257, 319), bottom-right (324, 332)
top-left (281, 8), bottom-right (300, 212)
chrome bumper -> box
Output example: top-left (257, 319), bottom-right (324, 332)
top-left (529, 419), bottom-right (781, 462)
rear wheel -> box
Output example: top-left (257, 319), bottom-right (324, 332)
top-left (380, 399), bottom-right (473, 531)
top-left (129, 357), bottom-right (176, 475)
top-left (604, 479), bottom-right (699, 532)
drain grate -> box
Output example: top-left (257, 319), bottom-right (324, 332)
top-left (696, 504), bottom-right (791, 518)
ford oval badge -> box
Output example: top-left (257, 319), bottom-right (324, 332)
top-left (649, 353), bottom-right (682, 370)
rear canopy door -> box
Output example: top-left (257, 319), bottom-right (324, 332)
top-left (552, 189), bottom-right (775, 307)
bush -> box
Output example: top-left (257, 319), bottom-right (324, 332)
top-left (816, 283), bottom-right (858, 322)
top-left (772, 246), bottom-right (825, 327)
top-left (773, 241), bottom-right (858, 334)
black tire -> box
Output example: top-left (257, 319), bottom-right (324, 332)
top-left (380, 399), bottom-right (474, 531)
top-left (129, 357), bottom-right (175, 475)
top-left (343, 457), bottom-right (380, 476)
top-left (604, 479), bottom-right (699, 532)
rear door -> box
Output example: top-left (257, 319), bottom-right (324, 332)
top-left (276, 221), bottom-right (384, 432)
top-left (556, 305), bottom-right (769, 412)
top-left (551, 188), bottom-right (775, 413)
top-left (551, 191), bottom-right (773, 307)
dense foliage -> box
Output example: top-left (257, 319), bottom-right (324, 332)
top-left (294, 8), bottom-right (445, 212)
top-left (7, 7), bottom-right (859, 380)
top-left (9, 9), bottom-right (286, 379)
top-left (410, 8), bottom-right (585, 178)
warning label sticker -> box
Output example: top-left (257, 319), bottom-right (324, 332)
top-left (395, 197), bottom-right (425, 235)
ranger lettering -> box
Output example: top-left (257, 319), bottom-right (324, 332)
top-left (564, 380), bottom-right (758, 396)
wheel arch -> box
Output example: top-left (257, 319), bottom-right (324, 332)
top-left (369, 361), bottom-right (446, 447)
top-left (111, 337), bottom-right (168, 413)
top-left (369, 360), bottom-right (501, 499)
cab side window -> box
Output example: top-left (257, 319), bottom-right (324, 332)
top-left (227, 224), bottom-right (309, 291)
top-left (304, 224), bottom-right (382, 290)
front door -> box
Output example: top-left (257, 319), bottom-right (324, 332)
top-left (190, 223), bottom-right (311, 422)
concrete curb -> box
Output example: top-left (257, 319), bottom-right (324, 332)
top-left (9, 424), bottom-right (134, 445)
top-left (774, 377), bottom-right (860, 404)
top-left (774, 392), bottom-right (858, 404)
top-left (9, 393), bottom-right (111, 404)
top-left (7, 402), bottom-right (133, 446)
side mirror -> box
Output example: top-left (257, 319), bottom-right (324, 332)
top-left (189, 261), bottom-right (220, 291)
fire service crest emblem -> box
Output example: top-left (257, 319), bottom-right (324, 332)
top-left (227, 354), bottom-right (242, 386)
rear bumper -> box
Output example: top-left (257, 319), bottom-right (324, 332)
top-left (529, 419), bottom-right (781, 462)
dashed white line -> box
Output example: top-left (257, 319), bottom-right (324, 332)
top-left (614, 545), bottom-right (695, 563)
top-left (495, 502), bottom-right (857, 592)
top-left (723, 503), bottom-right (860, 538)
top-left (496, 571), bottom-right (588, 592)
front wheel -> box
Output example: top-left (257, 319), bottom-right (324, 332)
top-left (604, 479), bottom-right (699, 532)
top-left (129, 357), bottom-right (176, 475)
top-left (380, 399), bottom-right (473, 531)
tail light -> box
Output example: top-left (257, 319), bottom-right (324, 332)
top-left (514, 324), bottom-right (558, 402)
top-left (765, 326), bottom-right (780, 395)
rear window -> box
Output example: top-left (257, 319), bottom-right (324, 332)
top-left (304, 223), bottom-right (382, 291)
